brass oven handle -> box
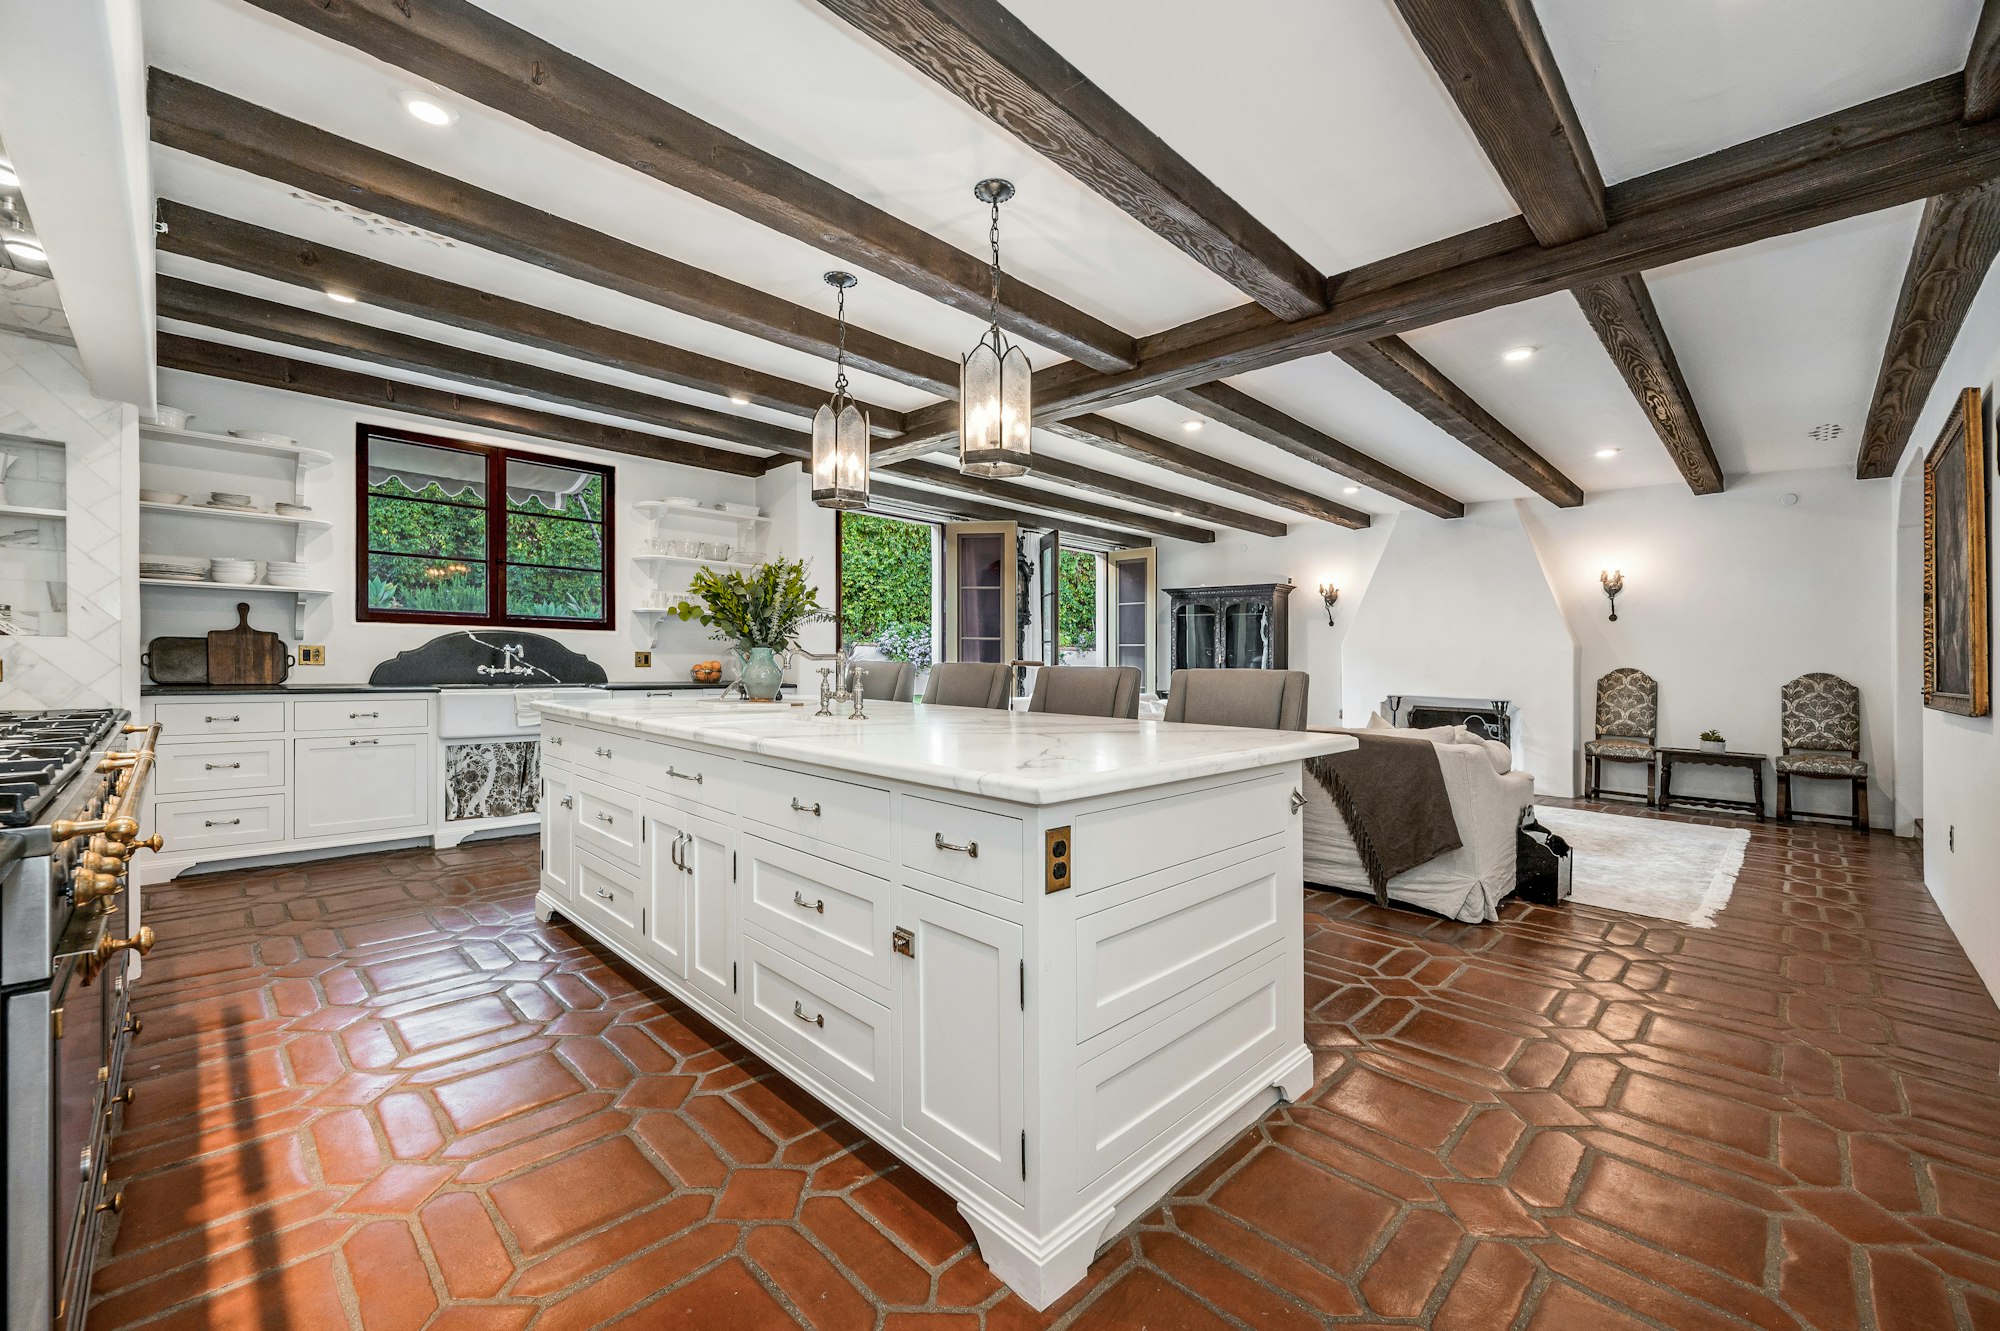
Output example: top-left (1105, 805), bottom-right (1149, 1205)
top-left (790, 798), bottom-right (821, 816)
top-left (792, 890), bottom-right (824, 914)
top-left (666, 766), bottom-right (703, 784)
top-left (204, 715), bottom-right (240, 723)
top-left (792, 1001), bottom-right (824, 1029)
top-left (933, 833), bottom-right (979, 858)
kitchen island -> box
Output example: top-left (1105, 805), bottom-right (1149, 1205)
top-left (532, 697), bottom-right (1353, 1309)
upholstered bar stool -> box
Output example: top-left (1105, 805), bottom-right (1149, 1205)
top-left (1584, 667), bottom-right (1659, 802)
top-left (1775, 672), bottom-right (1868, 827)
top-left (1027, 665), bottom-right (1142, 719)
top-left (856, 659), bottom-right (915, 703)
top-left (1162, 669), bottom-right (1310, 731)
top-left (920, 661), bottom-right (1012, 709)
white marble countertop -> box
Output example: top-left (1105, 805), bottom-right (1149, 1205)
top-left (535, 698), bottom-right (1354, 805)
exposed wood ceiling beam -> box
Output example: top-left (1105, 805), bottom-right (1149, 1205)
top-left (147, 70), bottom-right (959, 397)
top-left (158, 332), bottom-right (765, 473)
top-left (1855, 181), bottom-right (2000, 478)
top-left (896, 460), bottom-right (1214, 543)
top-left (156, 276), bottom-right (813, 457)
top-left (1168, 382), bottom-right (1464, 518)
top-left (1047, 416), bottom-right (1371, 529)
top-left (1391, 0), bottom-right (1603, 247)
top-left (1970, 0), bottom-right (2000, 123)
top-left (1392, 0), bottom-right (1720, 495)
top-left (1336, 340), bottom-right (1583, 507)
top-left (1018, 453), bottom-right (1285, 538)
top-left (1572, 275), bottom-right (1723, 493)
top-left (815, 0), bottom-right (1326, 320)
top-left (236, 0), bottom-right (1139, 373)
top-left (869, 480), bottom-right (1147, 548)
top-left (155, 201), bottom-right (906, 435)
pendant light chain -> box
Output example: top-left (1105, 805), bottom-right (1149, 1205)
top-left (833, 282), bottom-right (850, 401)
top-left (987, 196), bottom-right (1003, 333)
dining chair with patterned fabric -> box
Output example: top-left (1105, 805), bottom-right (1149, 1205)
top-left (1584, 667), bottom-right (1659, 802)
top-left (1775, 673), bottom-right (1868, 827)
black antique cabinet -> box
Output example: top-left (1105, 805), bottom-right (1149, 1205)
top-left (1165, 582), bottom-right (1293, 672)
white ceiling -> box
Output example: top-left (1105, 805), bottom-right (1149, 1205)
top-left (137, 0), bottom-right (1982, 533)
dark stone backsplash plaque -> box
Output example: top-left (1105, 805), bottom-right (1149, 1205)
top-left (368, 631), bottom-right (609, 686)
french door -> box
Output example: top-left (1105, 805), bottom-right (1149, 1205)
top-left (943, 521), bottom-right (1017, 664)
top-left (1037, 529), bottom-right (1061, 669)
top-left (1106, 547), bottom-right (1157, 691)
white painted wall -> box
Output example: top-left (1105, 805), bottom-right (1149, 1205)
top-left (150, 372), bottom-right (779, 685)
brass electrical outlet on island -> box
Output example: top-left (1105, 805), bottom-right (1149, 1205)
top-left (298, 645), bottom-right (326, 666)
top-left (1044, 826), bottom-right (1071, 893)
top-left (634, 650), bottom-right (653, 668)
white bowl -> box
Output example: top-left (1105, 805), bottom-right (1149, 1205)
top-left (209, 491), bottom-right (253, 505)
top-left (143, 406), bottom-right (192, 430)
top-left (274, 503), bottom-right (312, 516)
top-left (210, 570), bottom-right (257, 585)
top-left (227, 430), bottom-right (295, 446)
top-left (720, 502), bottom-right (761, 517)
top-left (264, 575), bottom-right (309, 588)
top-left (138, 489), bottom-right (187, 505)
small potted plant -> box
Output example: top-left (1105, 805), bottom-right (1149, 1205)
top-left (666, 558), bottom-right (831, 702)
top-left (1699, 728), bottom-right (1727, 754)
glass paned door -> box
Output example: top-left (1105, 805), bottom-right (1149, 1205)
top-left (1106, 547), bottom-right (1156, 689)
top-left (1223, 601), bottom-right (1271, 669)
top-left (944, 521), bottom-right (1016, 664)
top-left (1037, 530), bottom-right (1060, 671)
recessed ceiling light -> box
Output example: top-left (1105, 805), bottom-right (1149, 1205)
top-left (1595, 447), bottom-right (1621, 459)
top-left (729, 393), bottom-right (751, 406)
top-left (1503, 346), bottom-right (1537, 363)
top-left (326, 291), bottom-right (357, 304)
top-left (1181, 419), bottom-right (1202, 432)
top-left (1343, 486), bottom-right (1359, 495)
top-left (0, 162), bottom-right (18, 189)
top-left (4, 237), bottom-right (46, 263)
top-left (400, 91), bottom-right (458, 126)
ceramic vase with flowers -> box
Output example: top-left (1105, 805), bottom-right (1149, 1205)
top-left (665, 558), bottom-right (831, 702)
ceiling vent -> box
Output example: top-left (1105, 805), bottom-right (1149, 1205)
top-left (1807, 422), bottom-right (1844, 442)
top-left (288, 190), bottom-right (456, 247)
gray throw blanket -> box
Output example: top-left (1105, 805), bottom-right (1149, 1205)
top-left (1306, 731), bottom-right (1463, 905)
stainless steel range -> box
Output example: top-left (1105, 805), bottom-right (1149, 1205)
top-left (2, 709), bottom-right (164, 1331)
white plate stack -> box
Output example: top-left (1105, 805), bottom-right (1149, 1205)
top-left (140, 554), bottom-right (209, 582)
top-left (209, 558), bottom-right (258, 586)
top-left (265, 560), bottom-right (310, 588)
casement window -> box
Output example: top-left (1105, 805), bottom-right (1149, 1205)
top-left (356, 426), bottom-right (613, 628)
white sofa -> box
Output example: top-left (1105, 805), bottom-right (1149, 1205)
top-left (1300, 721), bottom-right (1536, 922)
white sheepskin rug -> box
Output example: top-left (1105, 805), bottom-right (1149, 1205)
top-left (1531, 806), bottom-right (1749, 929)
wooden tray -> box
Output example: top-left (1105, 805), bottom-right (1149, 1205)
top-left (142, 636), bottom-right (209, 685)
top-left (206, 602), bottom-right (293, 686)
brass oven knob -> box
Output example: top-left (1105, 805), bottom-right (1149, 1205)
top-left (113, 1085), bottom-right (135, 1107)
top-left (96, 1190), bottom-right (124, 1215)
top-left (92, 926), bottom-right (155, 967)
top-left (122, 723), bottom-right (150, 734)
top-left (73, 872), bottom-right (122, 905)
top-left (127, 833), bottom-right (164, 855)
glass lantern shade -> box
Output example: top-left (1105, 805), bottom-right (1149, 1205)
top-left (811, 400), bottom-right (870, 509)
top-left (959, 336), bottom-right (1032, 477)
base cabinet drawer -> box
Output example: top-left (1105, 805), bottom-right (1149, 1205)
top-left (741, 763), bottom-right (892, 863)
top-left (293, 696), bottom-right (431, 733)
top-left (573, 850), bottom-right (645, 940)
top-left (742, 834), bottom-right (892, 991)
top-left (293, 734), bottom-right (431, 840)
top-left (900, 797), bottom-right (1024, 902)
top-left (152, 738), bottom-right (285, 796)
top-left (741, 934), bottom-right (894, 1117)
top-left (153, 700), bottom-right (286, 740)
top-left (574, 778), bottom-right (643, 867)
top-left (152, 793), bottom-right (286, 853)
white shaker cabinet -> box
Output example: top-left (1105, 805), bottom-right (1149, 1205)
top-left (293, 733), bottom-right (432, 840)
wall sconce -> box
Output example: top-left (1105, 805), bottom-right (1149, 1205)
top-left (1318, 583), bottom-right (1340, 626)
top-left (1600, 568), bottom-right (1624, 621)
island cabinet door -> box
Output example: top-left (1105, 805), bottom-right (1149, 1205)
top-left (642, 804), bottom-right (693, 976)
top-left (894, 884), bottom-right (1026, 1203)
top-left (541, 768), bottom-right (575, 902)
top-left (684, 810), bottom-right (738, 1013)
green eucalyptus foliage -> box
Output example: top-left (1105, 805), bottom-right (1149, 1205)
top-left (666, 558), bottom-right (832, 650)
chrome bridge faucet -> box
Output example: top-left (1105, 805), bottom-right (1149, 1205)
top-left (796, 646), bottom-right (866, 719)
top-left (476, 643), bottom-right (536, 678)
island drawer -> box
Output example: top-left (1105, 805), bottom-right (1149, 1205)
top-left (1071, 771), bottom-right (1292, 893)
top-left (740, 933), bottom-right (894, 1117)
top-left (540, 722), bottom-right (575, 766)
top-left (742, 763), bottom-right (891, 864)
top-left (293, 697), bottom-right (431, 733)
top-left (572, 729), bottom-right (652, 789)
top-left (153, 700), bottom-right (287, 740)
top-left (645, 740), bottom-right (736, 810)
top-left (572, 850), bottom-right (645, 939)
top-left (152, 738), bottom-right (286, 796)
top-left (150, 793), bottom-right (286, 853)
top-left (741, 834), bottom-right (893, 991)
top-left (900, 798), bottom-right (1023, 902)
top-left (574, 778), bottom-right (644, 867)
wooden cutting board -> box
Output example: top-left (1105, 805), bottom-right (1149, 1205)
top-left (207, 602), bottom-right (291, 686)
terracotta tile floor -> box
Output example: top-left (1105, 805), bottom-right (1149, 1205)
top-left (92, 803), bottom-right (2000, 1330)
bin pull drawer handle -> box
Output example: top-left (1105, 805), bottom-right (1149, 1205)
top-left (203, 715), bottom-right (240, 723)
top-left (792, 1001), bottom-right (824, 1029)
top-left (790, 798), bottom-right (821, 816)
top-left (792, 890), bottom-right (824, 914)
top-left (933, 832), bottom-right (979, 858)
top-left (666, 766), bottom-right (703, 784)
top-left (203, 818), bottom-right (240, 828)
top-left (204, 762), bottom-right (240, 770)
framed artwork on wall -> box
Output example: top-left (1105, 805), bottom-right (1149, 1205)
top-left (1924, 386), bottom-right (1990, 716)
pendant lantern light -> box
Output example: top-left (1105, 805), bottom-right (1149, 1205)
top-left (959, 178), bottom-right (1031, 478)
top-left (810, 270), bottom-right (869, 510)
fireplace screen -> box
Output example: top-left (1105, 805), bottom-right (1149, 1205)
top-left (1390, 696), bottom-right (1513, 746)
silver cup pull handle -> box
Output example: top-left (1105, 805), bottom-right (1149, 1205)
top-left (933, 832), bottom-right (979, 858)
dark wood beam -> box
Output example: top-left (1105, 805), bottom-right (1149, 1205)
top-left (156, 276), bottom-right (812, 458)
top-left (1391, 0), bottom-right (1603, 246)
top-left (1856, 181), bottom-right (2000, 478)
top-left (1970, 0), bottom-right (2000, 123)
top-left (147, 70), bottom-right (959, 397)
top-left (1168, 381), bottom-right (1464, 518)
top-left (155, 201), bottom-right (905, 435)
top-left (1048, 415), bottom-right (1370, 529)
top-left (1020, 453), bottom-right (1285, 537)
top-left (158, 332), bottom-right (765, 473)
top-left (237, 0), bottom-right (1138, 374)
top-left (815, 0), bottom-right (1325, 320)
top-left (1335, 340), bottom-right (1583, 507)
top-left (869, 480), bottom-right (1147, 548)
top-left (1573, 275), bottom-right (1724, 493)
top-left (897, 460), bottom-right (1214, 542)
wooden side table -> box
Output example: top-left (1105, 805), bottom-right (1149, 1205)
top-left (1654, 747), bottom-right (1768, 821)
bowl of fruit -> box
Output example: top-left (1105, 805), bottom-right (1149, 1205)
top-left (690, 659), bottom-right (724, 684)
